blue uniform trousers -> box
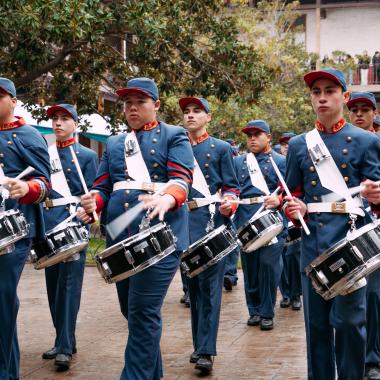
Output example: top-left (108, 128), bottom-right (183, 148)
top-left (224, 246), bottom-right (239, 286)
top-left (188, 258), bottom-right (226, 356)
top-left (241, 238), bottom-right (284, 318)
top-left (0, 238), bottom-right (31, 380)
top-left (116, 251), bottom-right (180, 380)
top-left (180, 269), bottom-right (188, 294)
top-left (279, 246), bottom-right (290, 299)
top-left (286, 242), bottom-right (302, 299)
top-left (302, 274), bottom-right (366, 380)
top-left (44, 249), bottom-right (86, 354)
top-left (366, 269), bottom-right (380, 365)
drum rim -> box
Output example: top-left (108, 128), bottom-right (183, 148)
top-left (187, 224), bottom-right (229, 252)
top-left (185, 242), bottom-right (238, 278)
top-left (237, 209), bottom-right (282, 234)
top-left (33, 240), bottom-right (88, 269)
top-left (346, 221), bottom-right (380, 241)
top-left (99, 222), bottom-right (169, 257)
top-left (47, 221), bottom-right (85, 234)
top-left (0, 209), bottom-right (21, 218)
top-left (241, 223), bottom-right (283, 253)
top-left (0, 230), bottom-right (29, 251)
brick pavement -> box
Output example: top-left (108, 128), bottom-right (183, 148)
top-left (17, 264), bottom-right (307, 379)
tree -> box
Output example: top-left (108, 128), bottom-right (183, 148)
top-left (0, 0), bottom-right (270, 130)
top-left (202, 0), bottom-right (315, 145)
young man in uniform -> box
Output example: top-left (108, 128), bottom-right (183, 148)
top-left (347, 91), bottom-right (380, 380)
top-left (179, 96), bottom-right (239, 373)
top-left (234, 120), bottom-right (286, 331)
top-left (79, 78), bottom-right (194, 380)
top-left (0, 77), bottom-right (51, 380)
top-left (41, 104), bottom-right (98, 370)
top-left (278, 132), bottom-right (302, 311)
top-left (223, 138), bottom-right (240, 291)
top-left (285, 68), bottom-right (380, 379)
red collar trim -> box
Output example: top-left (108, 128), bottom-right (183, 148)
top-left (56, 137), bottom-right (76, 148)
top-left (143, 120), bottom-right (159, 131)
top-left (315, 118), bottom-right (346, 134)
top-left (0, 116), bottom-right (25, 130)
top-left (263, 145), bottom-right (272, 154)
top-left (189, 132), bottom-right (209, 145)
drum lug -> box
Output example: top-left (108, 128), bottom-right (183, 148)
top-left (316, 270), bottom-right (329, 285)
top-left (4, 218), bottom-right (14, 234)
top-left (150, 237), bottom-right (161, 252)
top-left (47, 239), bottom-right (55, 252)
top-left (204, 246), bottom-right (213, 258)
top-left (350, 246), bottom-right (364, 262)
top-left (29, 250), bottom-right (38, 263)
top-left (102, 262), bottom-right (113, 278)
top-left (123, 249), bottom-right (135, 266)
top-left (180, 261), bottom-right (190, 274)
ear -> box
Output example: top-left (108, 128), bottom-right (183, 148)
top-left (343, 91), bottom-right (351, 104)
top-left (267, 133), bottom-right (272, 141)
top-left (206, 113), bottom-right (212, 123)
top-left (154, 100), bottom-right (160, 112)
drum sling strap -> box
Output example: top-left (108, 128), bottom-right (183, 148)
top-left (305, 129), bottom-right (364, 216)
top-left (46, 144), bottom-right (79, 214)
top-left (246, 153), bottom-right (270, 196)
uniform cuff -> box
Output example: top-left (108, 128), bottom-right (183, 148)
top-left (165, 184), bottom-right (187, 210)
top-left (18, 180), bottom-right (46, 204)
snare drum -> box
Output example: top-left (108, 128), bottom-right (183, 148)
top-left (286, 222), bottom-right (301, 245)
top-left (181, 225), bottom-right (238, 278)
top-left (0, 209), bottom-right (29, 255)
top-left (237, 209), bottom-right (283, 253)
top-left (305, 221), bottom-right (380, 300)
top-left (96, 222), bottom-right (176, 283)
top-left (30, 222), bottom-right (89, 269)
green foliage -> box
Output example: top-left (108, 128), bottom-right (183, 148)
top-left (0, 0), bottom-right (270, 130)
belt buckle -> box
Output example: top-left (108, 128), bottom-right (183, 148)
top-left (44, 199), bottom-right (54, 208)
top-left (331, 202), bottom-right (346, 213)
top-left (141, 182), bottom-right (154, 192)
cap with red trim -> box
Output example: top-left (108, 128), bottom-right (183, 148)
top-left (179, 97), bottom-right (210, 113)
top-left (347, 91), bottom-right (377, 110)
top-left (242, 120), bottom-right (270, 135)
top-left (47, 104), bottom-right (78, 121)
top-left (279, 132), bottom-right (296, 144)
top-left (304, 68), bottom-right (347, 91)
top-left (116, 77), bottom-right (159, 101)
top-left (0, 77), bottom-right (16, 97)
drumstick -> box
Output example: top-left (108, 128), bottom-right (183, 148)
top-left (0, 166), bottom-right (36, 185)
top-left (269, 156), bottom-right (310, 236)
top-left (69, 146), bottom-right (98, 222)
top-left (54, 213), bottom-right (77, 231)
top-left (106, 181), bottom-right (173, 241)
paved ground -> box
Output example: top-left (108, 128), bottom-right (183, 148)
top-left (18, 264), bottom-right (307, 379)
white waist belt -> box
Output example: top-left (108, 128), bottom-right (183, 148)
top-left (113, 180), bottom-right (165, 192)
top-left (43, 196), bottom-right (81, 208)
top-left (307, 199), bottom-right (363, 215)
top-left (239, 196), bottom-right (265, 204)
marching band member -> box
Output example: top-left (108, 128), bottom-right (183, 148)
top-left (41, 104), bottom-right (98, 370)
top-left (179, 96), bottom-right (239, 373)
top-left (0, 77), bottom-right (51, 380)
top-left (234, 120), bottom-right (286, 330)
top-left (223, 138), bottom-right (240, 291)
top-left (278, 132), bottom-right (302, 311)
top-left (285, 68), bottom-right (380, 379)
top-left (347, 91), bottom-right (380, 380)
top-left (79, 78), bottom-right (194, 380)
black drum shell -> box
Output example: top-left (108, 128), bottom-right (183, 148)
top-left (181, 225), bottom-right (237, 277)
top-left (96, 223), bottom-right (176, 282)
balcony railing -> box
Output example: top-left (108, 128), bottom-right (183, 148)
top-left (349, 65), bottom-right (380, 86)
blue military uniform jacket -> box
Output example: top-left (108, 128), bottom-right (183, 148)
top-left (0, 118), bottom-right (51, 238)
top-left (92, 121), bottom-right (194, 251)
top-left (43, 140), bottom-right (98, 230)
top-left (188, 134), bottom-right (240, 243)
top-left (234, 149), bottom-right (286, 237)
top-left (286, 123), bottom-right (380, 269)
